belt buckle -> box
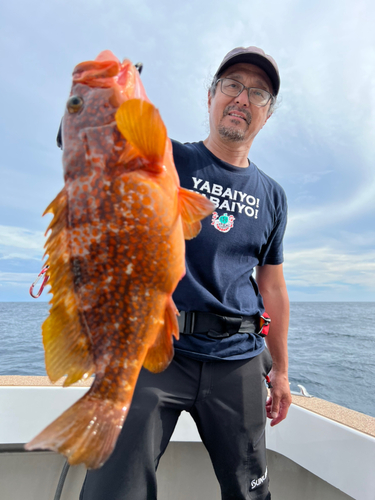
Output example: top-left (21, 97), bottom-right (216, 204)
top-left (178, 311), bottom-right (196, 335)
top-left (185, 311), bottom-right (196, 334)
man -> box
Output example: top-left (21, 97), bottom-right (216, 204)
top-left (80, 46), bottom-right (291, 500)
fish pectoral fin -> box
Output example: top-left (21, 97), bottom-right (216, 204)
top-left (178, 188), bottom-right (215, 240)
top-left (143, 298), bottom-right (179, 373)
top-left (117, 141), bottom-right (161, 174)
top-left (118, 141), bottom-right (140, 164)
top-left (115, 99), bottom-right (166, 174)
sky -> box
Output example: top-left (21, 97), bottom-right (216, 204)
top-left (0, 0), bottom-right (374, 302)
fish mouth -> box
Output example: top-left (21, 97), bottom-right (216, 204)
top-left (73, 60), bottom-right (121, 87)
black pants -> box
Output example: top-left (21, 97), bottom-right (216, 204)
top-left (80, 350), bottom-right (273, 500)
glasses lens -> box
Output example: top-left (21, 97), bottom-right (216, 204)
top-left (221, 78), bottom-right (243, 97)
top-left (248, 88), bottom-right (271, 106)
top-left (219, 79), bottom-right (272, 107)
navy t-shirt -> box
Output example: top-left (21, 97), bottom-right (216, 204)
top-left (172, 140), bottom-right (288, 361)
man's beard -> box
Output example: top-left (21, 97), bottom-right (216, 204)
top-left (218, 125), bottom-right (246, 142)
top-left (218, 106), bottom-right (251, 142)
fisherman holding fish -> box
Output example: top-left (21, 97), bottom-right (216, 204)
top-left (26, 45), bottom-right (289, 499)
top-left (78, 46), bottom-right (291, 500)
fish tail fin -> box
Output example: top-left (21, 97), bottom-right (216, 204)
top-left (25, 391), bottom-right (128, 469)
top-left (178, 188), bottom-right (215, 239)
top-left (115, 99), bottom-right (167, 173)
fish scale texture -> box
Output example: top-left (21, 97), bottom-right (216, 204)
top-left (25, 51), bottom-right (214, 468)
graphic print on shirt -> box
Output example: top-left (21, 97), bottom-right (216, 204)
top-left (211, 212), bottom-right (235, 232)
top-left (191, 177), bottom-right (260, 219)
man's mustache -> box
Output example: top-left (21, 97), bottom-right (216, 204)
top-left (223, 106), bottom-right (252, 125)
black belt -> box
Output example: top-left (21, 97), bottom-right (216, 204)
top-left (178, 311), bottom-right (268, 339)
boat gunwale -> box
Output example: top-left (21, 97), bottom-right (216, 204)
top-left (1, 375), bottom-right (374, 438)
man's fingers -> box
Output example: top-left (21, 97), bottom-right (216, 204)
top-left (265, 399), bottom-right (272, 416)
top-left (269, 400), bottom-right (290, 426)
top-left (265, 393), bottom-right (291, 425)
top-left (265, 396), bottom-right (278, 420)
top-left (271, 395), bottom-right (280, 419)
top-left (265, 372), bottom-right (292, 426)
top-left (270, 406), bottom-right (287, 426)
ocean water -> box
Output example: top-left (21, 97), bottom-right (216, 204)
top-left (0, 301), bottom-right (374, 418)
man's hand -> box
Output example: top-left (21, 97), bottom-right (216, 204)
top-left (265, 368), bottom-right (291, 426)
top-left (256, 264), bottom-right (291, 426)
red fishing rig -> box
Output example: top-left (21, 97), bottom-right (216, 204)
top-left (29, 265), bottom-right (49, 298)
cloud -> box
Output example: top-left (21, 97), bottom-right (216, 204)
top-left (0, 225), bottom-right (45, 251)
top-left (0, 253), bottom-right (42, 261)
top-left (286, 175), bottom-right (375, 238)
top-left (0, 272), bottom-right (40, 284)
top-left (1, 0), bottom-right (375, 302)
top-left (287, 169), bottom-right (334, 186)
top-left (0, 226), bottom-right (46, 265)
top-left (284, 246), bottom-right (375, 290)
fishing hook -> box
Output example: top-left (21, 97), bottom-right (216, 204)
top-left (29, 265), bottom-right (50, 298)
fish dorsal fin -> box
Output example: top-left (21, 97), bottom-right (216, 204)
top-left (142, 298), bottom-right (179, 373)
top-left (115, 99), bottom-right (166, 173)
top-left (42, 188), bottom-right (94, 386)
top-left (179, 188), bottom-right (215, 240)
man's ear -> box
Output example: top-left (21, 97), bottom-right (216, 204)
top-left (208, 90), bottom-right (212, 112)
top-left (262, 112), bottom-right (273, 128)
top-left (259, 114), bottom-right (271, 132)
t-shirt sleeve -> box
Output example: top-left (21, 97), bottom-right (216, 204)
top-left (258, 193), bottom-right (288, 266)
top-left (171, 139), bottom-right (186, 172)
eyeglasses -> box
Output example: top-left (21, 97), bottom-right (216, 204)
top-left (217, 78), bottom-right (273, 107)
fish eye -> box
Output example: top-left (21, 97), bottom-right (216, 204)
top-left (67, 95), bottom-right (84, 114)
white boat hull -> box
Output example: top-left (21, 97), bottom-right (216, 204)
top-left (1, 378), bottom-right (374, 500)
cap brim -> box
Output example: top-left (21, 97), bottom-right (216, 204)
top-left (216, 53), bottom-right (280, 96)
